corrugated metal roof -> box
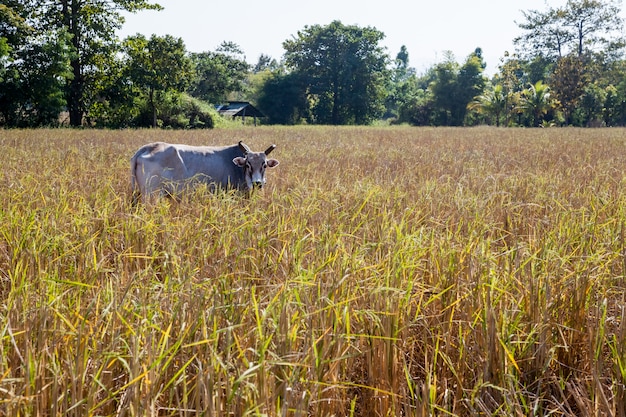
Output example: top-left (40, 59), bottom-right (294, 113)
top-left (215, 101), bottom-right (265, 118)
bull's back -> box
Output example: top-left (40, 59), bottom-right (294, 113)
top-left (177, 145), bottom-right (245, 187)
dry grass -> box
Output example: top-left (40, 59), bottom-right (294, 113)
top-left (1, 126), bottom-right (626, 416)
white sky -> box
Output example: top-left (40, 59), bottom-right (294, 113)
top-left (117, 0), bottom-right (622, 75)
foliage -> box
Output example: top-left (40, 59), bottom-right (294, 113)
top-left (428, 49), bottom-right (486, 126)
top-left (384, 45), bottom-right (419, 120)
top-left (3, 1), bottom-right (626, 127)
top-left (4, 127), bottom-right (626, 416)
top-left (124, 34), bottom-right (194, 128)
top-left (0, 30), bottom-right (73, 127)
top-left (131, 92), bottom-right (216, 128)
top-left (603, 82), bottom-right (626, 126)
top-left (188, 42), bottom-right (251, 104)
top-left (395, 88), bottom-right (431, 126)
top-left (515, 0), bottom-right (625, 60)
top-left (468, 84), bottom-right (507, 127)
top-left (550, 54), bottom-right (588, 124)
top-left (256, 71), bottom-right (309, 125)
top-left (518, 80), bottom-right (556, 126)
top-left (574, 82), bottom-right (606, 125)
top-left (0, 0), bottom-right (162, 127)
top-left (36, 0), bottom-right (162, 126)
top-left (252, 53), bottom-right (280, 73)
top-left (283, 20), bottom-right (389, 125)
top-left (508, 1), bottom-right (626, 127)
top-left (85, 53), bottom-right (140, 128)
top-left (454, 48), bottom-right (487, 122)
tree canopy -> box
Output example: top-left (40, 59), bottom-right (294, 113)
top-left (2, 1), bottom-right (626, 128)
top-left (283, 20), bottom-right (389, 125)
top-left (124, 34), bottom-right (193, 127)
top-left (515, 0), bottom-right (625, 60)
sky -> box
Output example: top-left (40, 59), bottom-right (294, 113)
top-left (116, 0), bottom-right (607, 76)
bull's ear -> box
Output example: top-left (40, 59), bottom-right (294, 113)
top-left (266, 159), bottom-right (279, 168)
top-left (233, 157), bottom-right (246, 167)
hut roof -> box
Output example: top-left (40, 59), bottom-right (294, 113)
top-left (215, 101), bottom-right (265, 118)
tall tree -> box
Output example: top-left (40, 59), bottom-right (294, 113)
top-left (253, 54), bottom-right (279, 73)
top-left (283, 20), bottom-right (389, 125)
top-left (429, 49), bottom-right (486, 126)
top-left (1, 2), bottom-right (75, 126)
top-left (454, 48), bottom-right (486, 124)
top-left (515, 0), bottom-right (625, 60)
top-left (384, 45), bottom-right (418, 119)
top-left (429, 54), bottom-right (459, 126)
top-left (29, 0), bottom-right (161, 126)
top-left (550, 54), bottom-right (588, 125)
top-left (124, 34), bottom-right (193, 127)
top-left (0, 30), bottom-right (73, 126)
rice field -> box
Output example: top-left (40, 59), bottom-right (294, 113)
top-left (1, 126), bottom-right (626, 416)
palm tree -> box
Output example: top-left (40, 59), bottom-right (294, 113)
top-left (468, 84), bottom-right (507, 126)
top-left (519, 80), bottom-right (554, 127)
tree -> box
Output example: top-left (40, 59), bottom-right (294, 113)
top-left (253, 54), bottom-right (279, 73)
top-left (575, 83), bottom-right (606, 125)
top-left (1, 2), bottom-right (76, 126)
top-left (283, 20), bottom-right (389, 125)
top-left (0, 30), bottom-right (73, 126)
top-left (124, 34), bottom-right (193, 128)
top-left (429, 49), bottom-right (486, 126)
top-left (188, 42), bottom-right (250, 104)
top-left (1, 2), bottom-right (31, 62)
top-left (515, 0), bottom-right (625, 60)
top-left (550, 54), bottom-right (588, 124)
top-left (397, 86), bottom-right (434, 126)
top-left (493, 54), bottom-right (530, 126)
top-left (603, 82), bottom-right (626, 126)
top-left (24, 0), bottom-right (162, 126)
top-left (519, 80), bottom-right (555, 127)
top-left (257, 71), bottom-right (309, 124)
top-left (468, 84), bottom-right (507, 127)
top-left (515, 6), bottom-right (573, 60)
top-left (384, 45), bottom-right (418, 120)
top-left (429, 54), bottom-right (459, 125)
top-left (454, 48), bottom-right (487, 123)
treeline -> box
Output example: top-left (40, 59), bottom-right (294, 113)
top-left (1, 0), bottom-right (625, 128)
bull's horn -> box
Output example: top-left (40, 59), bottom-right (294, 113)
top-left (265, 144), bottom-right (276, 155)
top-left (238, 141), bottom-right (251, 154)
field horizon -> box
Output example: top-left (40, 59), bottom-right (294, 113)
top-left (2, 126), bottom-right (626, 416)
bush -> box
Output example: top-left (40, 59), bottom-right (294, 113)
top-left (133, 93), bottom-right (216, 129)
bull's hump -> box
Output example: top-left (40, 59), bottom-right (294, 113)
top-left (139, 142), bottom-right (168, 156)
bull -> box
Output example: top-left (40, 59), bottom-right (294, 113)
top-left (131, 141), bottom-right (279, 204)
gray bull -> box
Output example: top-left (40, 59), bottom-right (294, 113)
top-left (131, 141), bottom-right (279, 203)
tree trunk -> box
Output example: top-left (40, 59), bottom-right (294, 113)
top-left (68, 59), bottom-right (82, 127)
top-left (150, 88), bottom-right (157, 128)
top-left (63, 0), bottom-right (83, 127)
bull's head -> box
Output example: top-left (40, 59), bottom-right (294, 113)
top-left (233, 141), bottom-right (280, 189)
